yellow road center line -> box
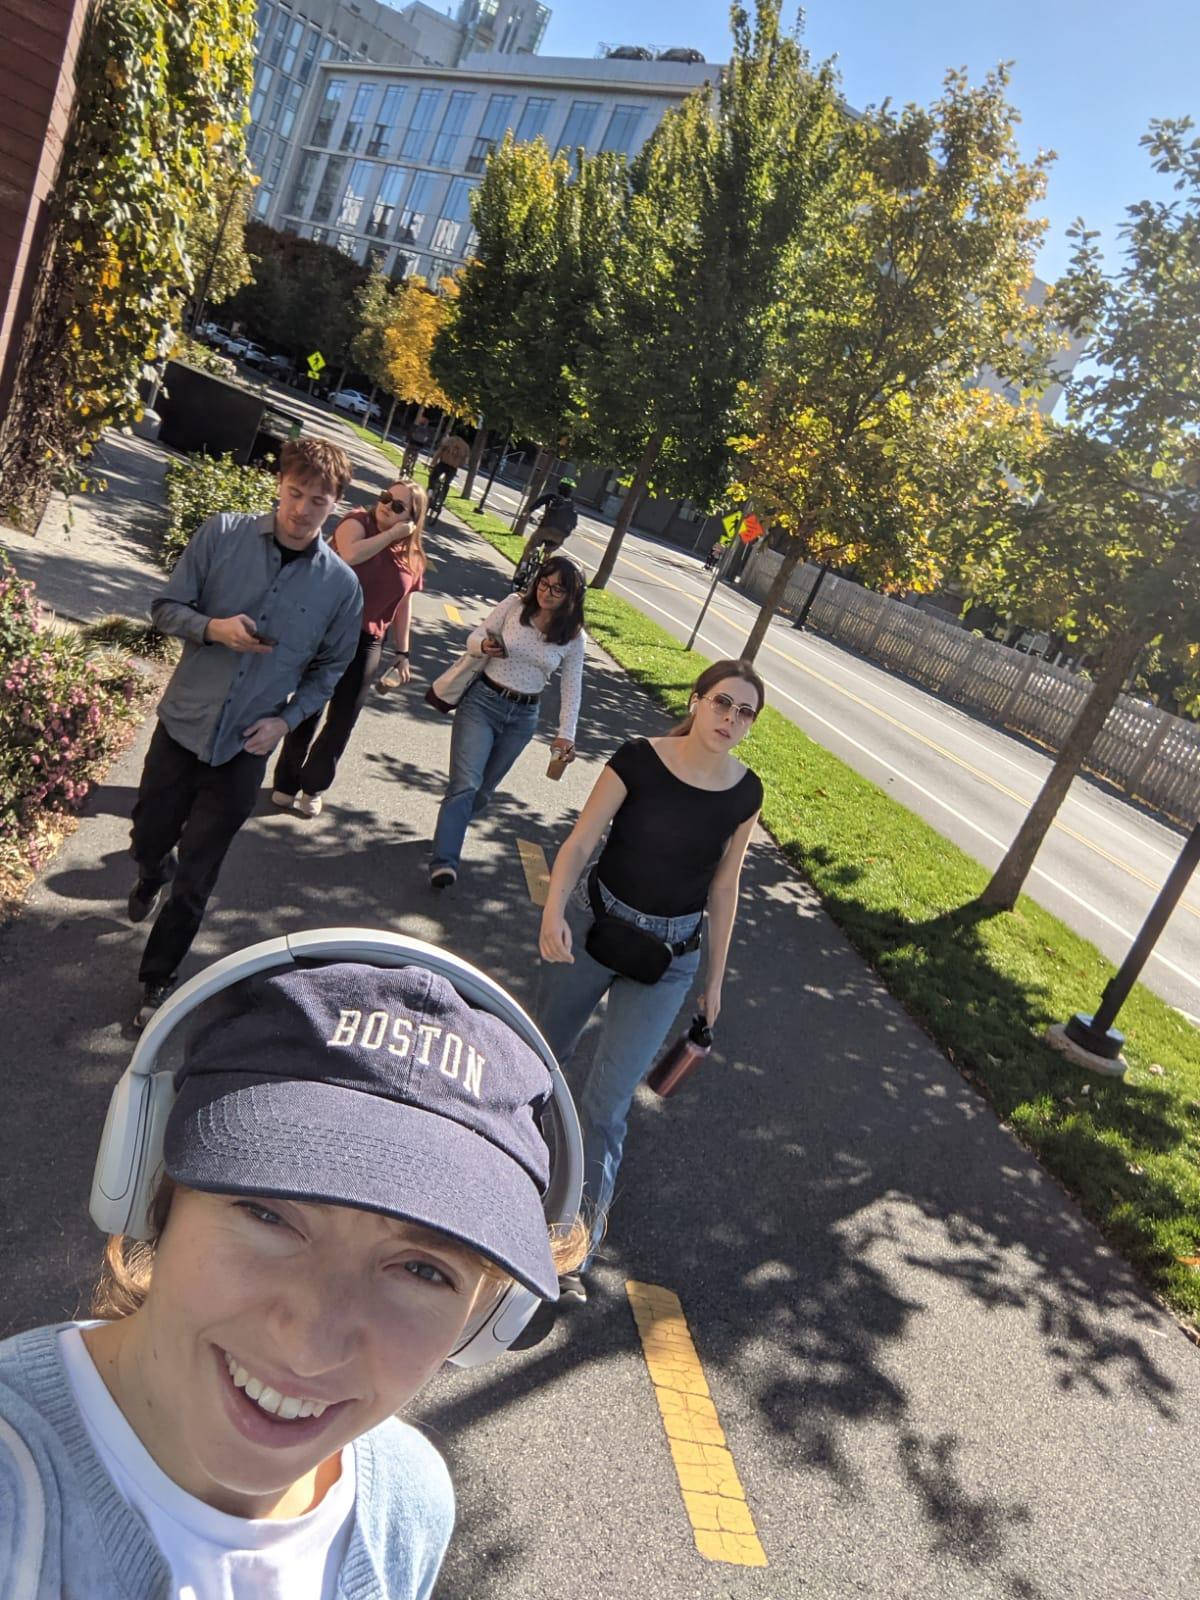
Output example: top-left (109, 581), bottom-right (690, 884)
top-left (517, 839), bottom-right (550, 906)
top-left (571, 531), bottom-right (1200, 921)
top-left (626, 1280), bottom-right (767, 1569)
top-left (443, 602), bottom-right (463, 624)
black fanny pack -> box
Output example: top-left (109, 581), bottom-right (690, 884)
top-left (584, 871), bottom-right (701, 985)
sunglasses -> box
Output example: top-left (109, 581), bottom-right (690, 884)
top-left (703, 691), bottom-right (758, 725)
top-left (537, 577), bottom-right (569, 598)
top-left (378, 491), bottom-right (411, 513)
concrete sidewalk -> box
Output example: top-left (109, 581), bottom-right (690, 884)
top-left (0, 428), bottom-right (1197, 1599)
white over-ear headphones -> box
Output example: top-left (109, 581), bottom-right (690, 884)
top-left (90, 928), bottom-right (583, 1367)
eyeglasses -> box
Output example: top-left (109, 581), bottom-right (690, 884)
top-left (703, 692), bottom-right (758, 725)
top-left (537, 578), bottom-right (569, 599)
top-left (378, 491), bottom-right (411, 513)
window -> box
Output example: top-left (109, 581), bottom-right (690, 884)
top-left (431, 91), bottom-right (475, 166)
top-left (267, 146), bottom-right (284, 188)
top-left (431, 177), bottom-right (474, 253)
top-left (467, 92), bottom-right (515, 173)
top-left (253, 185), bottom-right (273, 218)
top-left (334, 233), bottom-right (361, 260)
top-left (280, 18), bottom-right (304, 74)
top-left (286, 150), bottom-right (320, 214)
top-left (279, 80), bottom-right (304, 141)
top-left (390, 251), bottom-right (417, 283)
top-left (335, 160), bottom-right (375, 231)
top-left (265, 75), bottom-right (290, 133)
top-left (311, 155), bottom-right (348, 223)
top-left (401, 89), bottom-right (442, 161)
top-left (367, 167), bottom-right (405, 237)
top-left (515, 96), bottom-right (553, 143)
top-left (368, 86), bottom-right (405, 157)
top-left (397, 172), bottom-right (436, 244)
top-left (297, 26), bottom-right (320, 84)
top-left (312, 78), bottom-right (345, 146)
top-left (341, 83), bottom-right (376, 152)
top-left (429, 258), bottom-right (456, 289)
top-left (556, 100), bottom-right (601, 157)
top-left (600, 104), bottom-right (645, 156)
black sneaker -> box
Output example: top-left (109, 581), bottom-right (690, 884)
top-left (127, 879), bottom-right (163, 924)
top-left (134, 978), bottom-right (177, 1030)
top-left (429, 867), bottom-right (457, 892)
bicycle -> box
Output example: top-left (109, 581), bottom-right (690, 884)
top-left (511, 535), bottom-right (559, 593)
top-left (426, 468), bottom-right (452, 522)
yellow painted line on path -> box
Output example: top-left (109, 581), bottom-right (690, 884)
top-left (517, 839), bottom-right (550, 906)
top-left (443, 602), bottom-right (463, 624)
top-left (626, 1280), bottom-right (767, 1569)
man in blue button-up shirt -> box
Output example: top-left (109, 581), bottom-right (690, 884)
top-left (128, 437), bottom-right (363, 1026)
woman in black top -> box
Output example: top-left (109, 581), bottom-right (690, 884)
top-left (536, 660), bottom-right (764, 1296)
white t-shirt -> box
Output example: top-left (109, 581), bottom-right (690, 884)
top-left (59, 1325), bottom-right (356, 1600)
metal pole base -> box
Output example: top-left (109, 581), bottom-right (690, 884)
top-left (1045, 1020), bottom-right (1128, 1079)
top-left (1064, 1013), bottom-right (1125, 1058)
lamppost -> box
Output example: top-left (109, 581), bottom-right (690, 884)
top-left (1047, 819), bottom-right (1200, 1075)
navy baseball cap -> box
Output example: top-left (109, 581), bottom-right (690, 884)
top-left (162, 961), bottom-right (558, 1298)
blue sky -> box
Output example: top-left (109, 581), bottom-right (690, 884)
top-left (541, 0), bottom-right (1198, 283)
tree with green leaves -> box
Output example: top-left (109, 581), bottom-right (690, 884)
top-left (584, 0), bottom-right (844, 590)
top-left (226, 222), bottom-right (370, 367)
top-left (431, 135), bottom-right (625, 529)
top-left (972, 119), bottom-right (1200, 910)
top-left (732, 64), bottom-right (1061, 661)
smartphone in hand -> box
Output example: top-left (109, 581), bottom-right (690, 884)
top-left (485, 630), bottom-right (508, 657)
top-left (249, 629), bottom-right (277, 646)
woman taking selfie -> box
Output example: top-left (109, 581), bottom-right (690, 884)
top-left (272, 479), bottom-right (427, 817)
top-left (535, 660), bottom-right (764, 1297)
top-left (429, 554), bottom-right (586, 890)
top-left (0, 940), bottom-right (584, 1598)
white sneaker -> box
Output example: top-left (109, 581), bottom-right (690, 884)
top-left (271, 790), bottom-right (296, 808)
top-left (294, 792), bottom-right (323, 818)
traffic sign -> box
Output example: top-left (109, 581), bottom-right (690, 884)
top-left (307, 350), bottom-right (326, 380)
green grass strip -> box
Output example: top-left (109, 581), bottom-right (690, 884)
top-left (351, 421), bottom-right (1200, 1328)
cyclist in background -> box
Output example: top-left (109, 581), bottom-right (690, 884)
top-left (513, 480), bottom-right (579, 590)
top-left (426, 430), bottom-right (471, 512)
top-left (401, 412), bottom-right (432, 477)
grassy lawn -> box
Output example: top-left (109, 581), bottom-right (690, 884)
top-left (351, 422), bottom-right (1200, 1330)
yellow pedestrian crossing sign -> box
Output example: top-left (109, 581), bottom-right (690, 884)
top-left (307, 350), bottom-right (326, 380)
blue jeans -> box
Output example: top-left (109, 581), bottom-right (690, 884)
top-left (430, 679), bottom-right (539, 873)
top-left (535, 878), bottom-right (702, 1264)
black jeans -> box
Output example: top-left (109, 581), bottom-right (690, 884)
top-left (130, 724), bottom-right (267, 984)
top-left (427, 461), bottom-right (457, 492)
top-left (272, 631), bottom-right (383, 797)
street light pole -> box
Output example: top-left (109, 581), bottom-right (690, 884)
top-left (1050, 819), bottom-right (1200, 1070)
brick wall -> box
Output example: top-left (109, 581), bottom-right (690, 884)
top-left (0, 0), bottom-right (91, 415)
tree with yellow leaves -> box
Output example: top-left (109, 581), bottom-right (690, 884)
top-left (378, 276), bottom-right (462, 442)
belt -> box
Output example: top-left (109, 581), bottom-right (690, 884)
top-left (481, 675), bottom-right (540, 705)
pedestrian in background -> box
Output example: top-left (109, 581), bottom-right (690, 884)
top-left (126, 438), bottom-right (361, 1027)
top-left (272, 478), bottom-right (428, 817)
top-left (535, 660), bottom-right (764, 1299)
top-left (429, 556), bottom-right (586, 891)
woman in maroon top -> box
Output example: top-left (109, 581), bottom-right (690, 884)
top-left (272, 479), bottom-right (427, 817)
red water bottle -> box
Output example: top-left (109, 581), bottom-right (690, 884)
top-left (647, 1013), bottom-right (713, 1098)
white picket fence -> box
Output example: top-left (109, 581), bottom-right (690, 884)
top-left (740, 548), bottom-right (1200, 828)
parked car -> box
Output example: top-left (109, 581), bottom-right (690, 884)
top-left (227, 338), bottom-right (268, 364)
top-left (263, 353), bottom-right (294, 378)
top-left (329, 388), bottom-right (381, 420)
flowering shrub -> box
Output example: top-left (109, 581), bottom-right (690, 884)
top-left (0, 552), bottom-right (142, 879)
top-left (162, 451), bottom-right (276, 570)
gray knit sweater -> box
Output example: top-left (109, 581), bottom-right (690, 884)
top-left (0, 1324), bottom-right (454, 1599)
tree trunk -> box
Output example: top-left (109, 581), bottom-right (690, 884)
top-left (591, 430), bottom-right (664, 590)
top-left (383, 395), bottom-right (399, 445)
top-left (464, 425), bottom-right (488, 500)
top-left (741, 531), bottom-right (811, 661)
top-left (977, 630), bottom-right (1144, 911)
top-left (513, 449), bottom-right (552, 538)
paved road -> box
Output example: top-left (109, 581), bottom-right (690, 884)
top-left (2, 439), bottom-right (1198, 1599)
top-left (476, 475), bottom-right (1200, 1022)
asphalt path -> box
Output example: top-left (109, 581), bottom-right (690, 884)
top-left (472, 475), bottom-right (1200, 1024)
top-left (2, 439), bottom-right (1198, 1598)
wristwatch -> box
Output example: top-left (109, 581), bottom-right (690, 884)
top-left (393, 649), bottom-right (411, 657)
